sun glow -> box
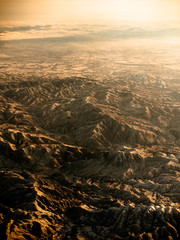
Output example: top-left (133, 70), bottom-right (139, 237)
top-left (0, 0), bottom-right (180, 24)
top-left (40, 0), bottom-right (180, 24)
top-left (101, 0), bottom-right (157, 22)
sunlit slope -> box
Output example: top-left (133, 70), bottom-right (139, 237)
top-left (1, 75), bottom-right (179, 151)
top-left (0, 73), bottom-right (179, 239)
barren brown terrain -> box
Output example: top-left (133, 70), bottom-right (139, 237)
top-left (0, 26), bottom-right (180, 239)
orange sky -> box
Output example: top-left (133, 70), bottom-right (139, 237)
top-left (0, 0), bottom-right (180, 25)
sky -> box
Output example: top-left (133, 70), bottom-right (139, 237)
top-left (0, 0), bottom-right (180, 25)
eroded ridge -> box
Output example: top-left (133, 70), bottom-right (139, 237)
top-left (0, 74), bottom-right (179, 239)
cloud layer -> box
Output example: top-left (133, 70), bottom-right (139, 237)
top-left (0, 24), bottom-right (180, 42)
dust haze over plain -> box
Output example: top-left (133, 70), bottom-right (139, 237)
top-left (0, 0), bottom-right (180, 239)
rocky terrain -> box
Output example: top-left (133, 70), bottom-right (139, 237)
top-left (0, 70), bottom-right (179, 239)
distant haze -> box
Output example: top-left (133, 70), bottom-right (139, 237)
top-left (0, 0), bottom-right (180, 25)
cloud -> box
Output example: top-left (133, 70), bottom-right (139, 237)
top-left (93, 27), bottom-right (180, 40)
top-left (0, 25), bottom-right (51, 33)
top-left (0, 24), bottom-right (180, 42)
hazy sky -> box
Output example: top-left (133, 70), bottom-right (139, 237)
top-left (0, 0), bottom-right (180, 25)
